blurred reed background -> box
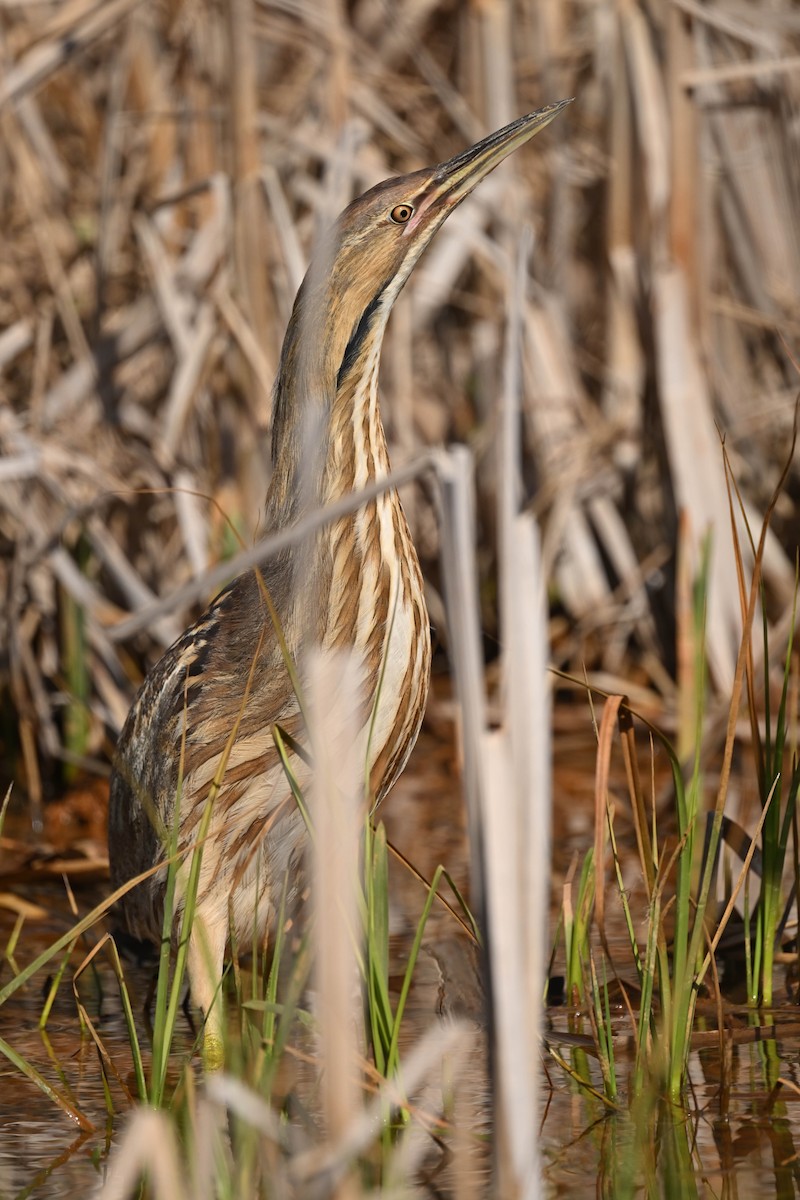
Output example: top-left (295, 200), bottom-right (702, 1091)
top-left (0, 0), bottom-right (798, 812)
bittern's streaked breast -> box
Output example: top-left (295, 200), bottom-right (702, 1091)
top-left (108, 101), bottom-right (570, 1059)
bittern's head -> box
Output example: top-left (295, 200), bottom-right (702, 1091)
top-left (309, 101), bottom-right (570, 383)
top-left (331, 100), bottom-right (571, 348)
top-left (271, 100), bottom-right (571, 490)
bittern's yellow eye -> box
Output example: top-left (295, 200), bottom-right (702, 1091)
top-left (389, 203), bottom-right (414, 224)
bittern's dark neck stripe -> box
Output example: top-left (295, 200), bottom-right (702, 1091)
top-left (336, 280), bottom-right (390, 389)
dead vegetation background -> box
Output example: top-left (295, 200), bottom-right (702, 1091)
top-left (1, 0), bottom-right (799, 820)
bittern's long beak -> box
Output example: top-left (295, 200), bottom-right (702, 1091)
top-left (406, 99), bottom-right (572, 234)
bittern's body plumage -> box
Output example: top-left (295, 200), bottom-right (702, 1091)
top-left (108, 103), bottom-right (567, 1053)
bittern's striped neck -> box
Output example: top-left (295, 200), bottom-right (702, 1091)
top-left (265, 259), bottom-right (399, 529)
top-left (264, 101), bottom-right (571, 530)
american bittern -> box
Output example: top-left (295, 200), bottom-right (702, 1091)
top-left (108, 102), bottom-right (568, 1057)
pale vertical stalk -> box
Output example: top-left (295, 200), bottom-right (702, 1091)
top-left (485, 229), bottom-right (550, 1197)
top-left (667, 3), bottom-right (697, 285)
top-left (308, 650), bottom-right (363, 1200)
top-left (618, 0), bottom-right (670, 250)
top-left (497, 231), bottom-right (528, 600)
top-left (653, 266), bottom-right (740, 691)
top-left (604, 11), bottom-right (643, 470)
top-left (517, 508), bottom-right (550, 1177)
top-left (448, 1043), bottom-right (483, 1200)
top-left (100, 1108), bottom-right (187, 1200)
top-left (478, 0), bottom-right (514, 133)
top-left (480, 733), bottom-right (523, 1193)
top-left (287, 1021), bottom-right (471, 1190)
top-left (436, 447), bottom-right (489, 918)
top-left (439, 392), bottom-right (551, 1199)
top-left (322, 0), bottom-right (350, 131)
top-left (228, 0), bottom-right (272, 420)
top-left (173, 468), bottom-right (209, 579)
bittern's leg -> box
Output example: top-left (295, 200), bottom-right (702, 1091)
top-left (186, 910), bottom-right (227, 1069)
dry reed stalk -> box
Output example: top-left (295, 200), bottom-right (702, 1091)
top-left (308, 650), bottom-right (362, 1194)
top-left (486, 228), bottom-right (552, 1195)
top-left (436, 425), bottom-right (552, 1195)
top-left (604, 14), bottom-right (644, 472)
top-left (100, 1106), bottom-right (189, 1200)
top-left (229, 0), bottom-right (274, 422)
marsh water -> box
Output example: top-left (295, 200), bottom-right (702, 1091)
top-left (3, 689), bottom-right (800, 1198)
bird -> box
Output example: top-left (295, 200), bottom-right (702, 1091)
top-left (108, 101), bottom-right (569, 1064)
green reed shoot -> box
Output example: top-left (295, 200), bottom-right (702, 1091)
top-left (632, 875), bottom-right (662, 1097)
top-left (60, 537), bottom-right (91, 782)
top-left (662, 541), bottom-right (713, 1099)
top-left (563, 849), bottom-right (594, 1006)
top-left (588, 952), bottom-right (617, 1101)
top-left (747, 572), bottom-right (800, 1004)
top-left (363, 814), bottom-right (468, 1090)
top-left (565, 428), bottom-right (800, 1106)
top-left (39, 938), bottom-right (77, 1029)
top-left (720, 427), bottom-right (800, 1005)
top-left (364, 817), bottom-right (393, 1076)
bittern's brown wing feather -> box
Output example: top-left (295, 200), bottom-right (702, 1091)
top-left (108, 562), bottom-right (303, 938)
